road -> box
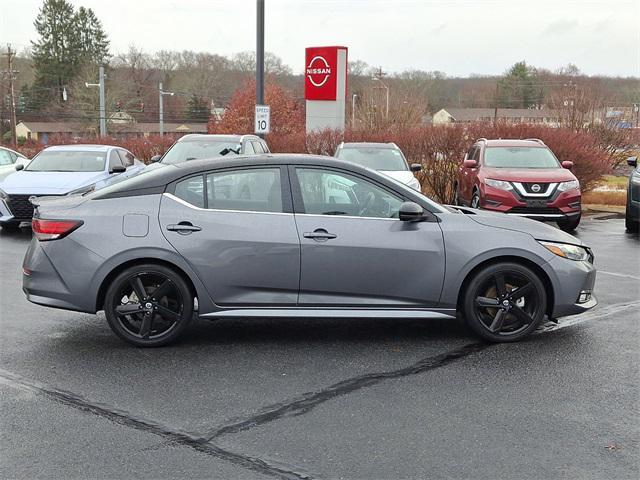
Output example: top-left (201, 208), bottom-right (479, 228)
top-left (1, 216), bottom-right (638, 479)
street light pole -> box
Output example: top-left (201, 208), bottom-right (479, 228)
top-left (256, 0), bottom-right (265, 137)
top-left (372, 76), bottom-right (389, 119)
top-left (85, 66), bottom-right (107, 136)
top-left (352, 94), bottom-right (358, 128)
top-left (158, 82), bottom-right (174, 137)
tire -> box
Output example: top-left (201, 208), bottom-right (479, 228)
top-left (470, 190), bottom-right (480, 209)
top-left (626, 204), bottom-right (639, 233)
top-left (462, 262), bottom-right (547, 343)
top-left (104, 263), bottom-right (193, 347)
top-left (557, 215), bottom-right (581, 232)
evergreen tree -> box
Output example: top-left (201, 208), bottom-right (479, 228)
top-left (186, 94), bottom-right (210, 122)
top-left (498, 61), bottom-right (540, 109)
top-left (31, 0), bottom-right (110, 102)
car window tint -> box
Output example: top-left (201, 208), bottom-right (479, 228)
top-left (118, 149), bottom-right (135, 166)
top-left (295, 168), bottom-right (403, 219)
top-left (0, 149), bottom-right (14, 166)
top-left (108, 150), bottom-right (124, 169)
top-left (174, 175), bottom-right (205, 208)
top-left (206, 168), bottom-right (282, 213)
top-left (243, 141), bottom-right (255, 154)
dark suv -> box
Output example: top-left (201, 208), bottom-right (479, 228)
top-left (626, 156), bottom-right (639, 233)
top-left (151, 134), bottom-right (270, 164)
top-left (454, 138), bottom-right (581, 232)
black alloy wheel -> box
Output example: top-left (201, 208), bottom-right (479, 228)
top-left (105, 264), bottom-right (193, 347)
top-left (463, 262), bottom-right (547, 342)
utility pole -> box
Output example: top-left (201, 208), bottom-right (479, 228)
top-left (3, 44), bottom-right (18, 145)
top-left (372, 67), bottom-right (389, 119)
top-left (158, 82), bottom-right (174, 136)
top-left (85, 66), bottom-right (107, 136)
top-left (256, 0), bottom-right (265, 137)
top-left (493, 81), bottom-right (500, 126)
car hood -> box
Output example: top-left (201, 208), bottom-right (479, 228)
top-left (380, 170), bottom-right (415, 185)
top-left (451, 206), bottom-right (584, 245)
top-left (481, 167), bottom-right (576, 183)
top-left (0, 171), bottom-right (106, 195)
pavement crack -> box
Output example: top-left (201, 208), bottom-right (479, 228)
top-left (206, 342), bottom-right (489, 440)
top-left (0, 368), bottom-right (315, 480)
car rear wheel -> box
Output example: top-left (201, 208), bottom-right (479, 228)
top-left (463, 262), bottom-right (547, 342)
top-left (557, 215), bottom-right (581, 232)
top-left (104, 264), bottom-right (193, 347)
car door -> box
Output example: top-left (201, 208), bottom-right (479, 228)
top-left (159, 166), bottom-right (300, 306)
top-left (459, 146), bottom-right (477, 204)
top-left (290, 166), bottom-right (445, 307)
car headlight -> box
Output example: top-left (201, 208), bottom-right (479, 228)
top-left (67, 184), bottom-right (95, 196)
top-left (557, 180), bottom-right (580, 192)
top-left (539, 240), bottom-right (589, 261)
top-left (485, 178), bottom-right (513, 191)
top-left (0, 188), bottom-right (7, 201)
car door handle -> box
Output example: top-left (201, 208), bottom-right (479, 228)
top-left (167, 222), bottom-right (202, 233)
top-left (303, 229), bottom-right (337, 241)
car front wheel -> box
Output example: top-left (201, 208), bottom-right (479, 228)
top-left (470, 191), bottom-right (480, 209)
top-left (557, 215), bottom-right (581, 232)
top-left (104, 264), bottom-right (193, 347)
top-left (463, 262), bottom-right (547, 342)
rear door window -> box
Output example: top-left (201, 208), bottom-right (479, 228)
top-left (206, 168), bottom-right (282, 213)
top-left (174, 175), bottom-right (205, 208)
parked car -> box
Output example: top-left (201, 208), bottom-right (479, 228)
top-left (626, 156), bottom-right (639, 233)
top-left (454, 138), bottom-right (581, 232)
top-left (0, 146), bottom-right (30, 182)
top-left (0, 144), bottom-right (144, 230)
top-left (23, 154), bottom-right (596, 347)
top-left (334, 142), bottom-right (422, 191)
top-left (149, 134), bottom-right (270, 165)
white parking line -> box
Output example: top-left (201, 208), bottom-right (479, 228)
top-left (598, 270), bottom-right (640, 281)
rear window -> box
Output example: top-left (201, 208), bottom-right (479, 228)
top-left (484, 147), bottom-right (560, 168)
top-left (26, 150), bottom-right (106, 172)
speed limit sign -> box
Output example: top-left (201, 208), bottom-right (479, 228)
top-left (255, 105), bottom-right (270, 134)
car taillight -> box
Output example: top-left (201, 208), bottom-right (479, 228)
top-left (32, 219), bottom-right (83, 241)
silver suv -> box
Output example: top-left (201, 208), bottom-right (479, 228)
top-left (151, 134), bottom-right (270, 164)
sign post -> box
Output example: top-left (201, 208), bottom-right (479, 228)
top-left (255, 105), bottom-right (271, 134)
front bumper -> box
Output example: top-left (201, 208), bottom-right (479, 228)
top-left (543, 255), bottom-right (597, 318)
top-left (480, 184), bottom-right (581, 221)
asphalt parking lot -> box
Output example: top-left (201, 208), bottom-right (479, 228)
top-left (1, 215), bottom-right (638, 480)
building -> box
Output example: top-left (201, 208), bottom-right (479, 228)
top-left (15, 121), bottom-right (208, 144)
top-left (431, 108), bottom-right (560, 126)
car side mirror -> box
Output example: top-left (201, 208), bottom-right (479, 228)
top-left (627, 156), bottom-right (638, 167)
top-left (15, 164), bottom-right (24, 171)
top-left (150, 155), bottom-right (161, 163)
top-left (561, 161), bottom-right (574, 170)
top-left (109, 165), bottom-right (126, 174)
top-left (463, 159), bottom-right (478, 168)
top-left (410, 163), bottom-right (422, 172)
top-left (399, 201), bottom-right (424, 222)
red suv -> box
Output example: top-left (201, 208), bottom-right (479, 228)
top-left (454, 138), bottom-right (581, 231)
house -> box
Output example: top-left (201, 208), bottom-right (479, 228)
top-left (431, 108), bottom-right (560, 126)
top-left (15, 121), bottom-right (208, 144)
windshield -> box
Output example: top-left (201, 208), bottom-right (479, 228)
top-left (26, 150), bottom-right (106, 172)
top-left (161, 140), bottom-right (242, 165)
top-left (337, 147), bottom-right (409, 171)
top-left (484, 147), bottom-right (560, 168)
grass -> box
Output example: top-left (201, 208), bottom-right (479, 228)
top-left (594, 175), bottom-right (629, 191)
top-left (583, 190), bottom-right (627, 206)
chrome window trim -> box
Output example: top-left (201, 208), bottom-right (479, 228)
top-left (163, 192), bottom-right (291, 216)
top-left (295, 212), bottom-right (399, 222)
top-left (512, 182), bottom-right (558, 198)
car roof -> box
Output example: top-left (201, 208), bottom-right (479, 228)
top-left (43, 144), bottom-right (115, 152)
top-left (340, 142), bottom-right (397, 149)
top-left (479, 139), bottom-right (547, 148)
top-left (176, 134), bottom-right (260, 143)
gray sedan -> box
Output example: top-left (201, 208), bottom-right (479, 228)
top-left (22, 155), bottom-right (597, 347)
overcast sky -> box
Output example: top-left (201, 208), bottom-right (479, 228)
top-left (2, 0), bottom-right (638, 77)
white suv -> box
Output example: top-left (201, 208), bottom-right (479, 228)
top-left (334, 142), bottom-right (422, 191)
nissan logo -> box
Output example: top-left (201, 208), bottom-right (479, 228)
top-left (531, 184), bottom-right (541, 193)
top-left (306, 55), bottom-right (332, 87)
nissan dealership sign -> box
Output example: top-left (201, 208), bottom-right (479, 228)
top-left (305, 46), bottom-right (348, 131)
